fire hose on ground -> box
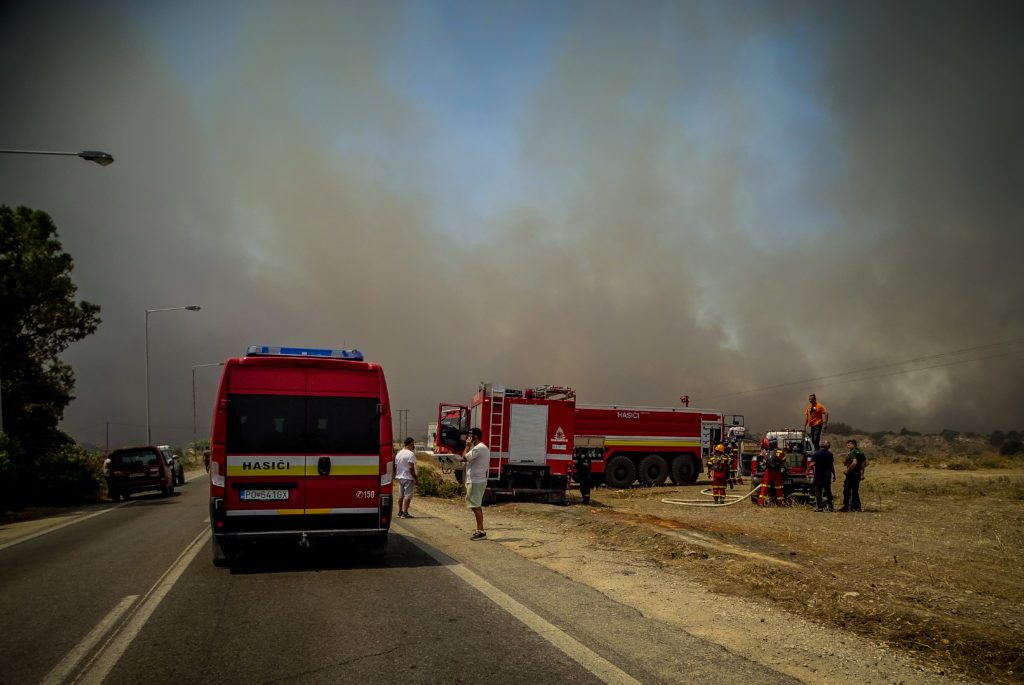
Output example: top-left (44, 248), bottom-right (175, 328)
top-left (661, 484), bottom-right (763, 507)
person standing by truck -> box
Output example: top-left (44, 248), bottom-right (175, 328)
top-left (803, 394), bottom-right (829, 450)
top-left (573, 450), bottom-right (592, 505)
top-left (394, 437), bottom-right (417, 518)
top-left (840, 439), bottom-right (867, 512)
top-left (758, 449), bottom-right (786, 506)
top-left (809, 440), bottom-right (836, 512)
top-left (460, 427), bottom-right (489, 540)
top-left (707, 444), bottom-right (730, 504)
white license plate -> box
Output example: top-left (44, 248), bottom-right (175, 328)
top-left (240, 490), bottom-right (289, 501)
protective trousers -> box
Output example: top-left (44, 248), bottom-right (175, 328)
top-left (758, 470), bottom-right (784, 506)
top-left (711, 470), bottom-right (728, 501)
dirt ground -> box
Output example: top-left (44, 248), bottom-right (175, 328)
top-left (415, 458), bottom-right (1024, 684)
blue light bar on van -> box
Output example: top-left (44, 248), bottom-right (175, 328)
top-left (246, 345), bottom-right (364, 361)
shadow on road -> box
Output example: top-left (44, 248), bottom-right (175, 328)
top-left (225, 534), bottom-right (443, 575)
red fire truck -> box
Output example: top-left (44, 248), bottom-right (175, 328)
top-left (435, 384), bottom-right (579, 504)
top-left (436, 384), bottom-right (742, 500)
top-left (575, 404), bottom-right (743, 488)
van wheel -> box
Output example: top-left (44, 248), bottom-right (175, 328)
top-left (670, 455), bottom-right (697, 485)
top-left (365, 534), bottom-right (387, 561)
top-left (604, 456), bottom-right (636, 489)
top-left (212, 537), bottom-right (234, 567)
top-left (637, 455), bottom-right (668, 486)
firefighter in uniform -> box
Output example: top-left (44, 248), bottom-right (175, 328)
top-left (707, 444), bottom-right (730, 503)
top-left (758, 449), bottom-right (786, 506)
top-left (573, 450), bottom-right (592, 505)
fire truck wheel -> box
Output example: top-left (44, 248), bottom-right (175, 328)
top-left (669, 455), bottom-right (698, 485)
top-left (638, 455), bottom-right (668, 486)
top-left (605, 455), bottom-right (637, 489)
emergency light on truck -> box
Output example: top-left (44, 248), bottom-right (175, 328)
top-left (245, 345), bottom-right (364, 360)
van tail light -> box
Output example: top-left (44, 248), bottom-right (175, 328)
top-left (380, 494), bottom-right (392, 527)
top-left (210, 460), bottom-right (225, 491)
top-left (380, 461), bottom-right (393, 486)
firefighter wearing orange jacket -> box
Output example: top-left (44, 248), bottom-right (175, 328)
top-left (707, 444), bottom-right (730, 503)
top-left (758, 449), bottom-right (786, 506)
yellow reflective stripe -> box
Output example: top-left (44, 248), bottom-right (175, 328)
top-left (303, 465), bottom-right (379, 476)
top-left (305, 508), bottom-right (331, 515)
top-left (604, 439), bottom-right (700, 448)
top-left (276, 509), bottom-right (304, 515)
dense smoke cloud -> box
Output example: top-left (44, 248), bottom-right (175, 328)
top-left (0, 1), bottom-right (1020, 448)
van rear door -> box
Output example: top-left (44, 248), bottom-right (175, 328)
top-left (224, 366), bottom-right (307, 523)
top-left (304, 367), bottom-right (382, 530)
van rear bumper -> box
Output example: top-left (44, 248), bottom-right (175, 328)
top-left (210, 498), bottom-right (391, 539)
top-left (215, 528), bottom-right (385, 540)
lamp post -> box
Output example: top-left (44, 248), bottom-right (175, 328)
top-left (192, 362), bottom-right (224, 449)
top-left (0, 147), bottom-right (114, 435)
top-left (145, 305), bottom-right (201, 444)
top-left (0, 148), bottom-right (115, 166)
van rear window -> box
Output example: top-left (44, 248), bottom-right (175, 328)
top-left (227, 394), bottom-right (379, 454)
top-left (110, 449), bottom-right (160, 467)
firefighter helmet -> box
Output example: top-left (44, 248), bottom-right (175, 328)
top-left (715, 444), bottom-right (725, 453)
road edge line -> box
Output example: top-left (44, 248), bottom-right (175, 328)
top-left (0, 502), bottom-right (131, 553)
top-left (400, 530), bottom-right (642, 685)
top-left (75, 528), bottom-right (210, 685)
top-left (40, 594), bottom-right (139, 685)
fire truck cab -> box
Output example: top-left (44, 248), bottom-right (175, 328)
top-left (437, 383), bottom-right (576, 504)
top-left (208, 346), bottom-right (394, 566)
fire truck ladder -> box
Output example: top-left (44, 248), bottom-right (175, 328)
top-left (488, 385), bottom-right (505, 479)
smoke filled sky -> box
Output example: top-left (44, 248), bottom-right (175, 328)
top-left (2, 0), bottom-right (1022, 447)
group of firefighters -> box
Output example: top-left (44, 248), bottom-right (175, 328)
top-left (704, 393), bottom-right (869, 510)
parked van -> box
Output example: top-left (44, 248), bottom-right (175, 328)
top-left (106, 445), bottom-right (175, 500)
top-left (208, 346), bottom-right (394, 565)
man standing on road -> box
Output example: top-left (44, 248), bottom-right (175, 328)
top-left (840, 439), bottom-right (867, 512)
top-left (809, 440), bottom-right (836, 512)
top-left (394, 437), bottom-right (417, 519)
top-left (460, 427), bottom-right (489, 540)
top-left (803, 393), bottom-right (829, 450)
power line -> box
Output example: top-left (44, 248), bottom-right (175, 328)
top-left (695, 339), bottom-right (1024, 404)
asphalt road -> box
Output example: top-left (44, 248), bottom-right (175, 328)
top-left (0, 476), bottom-right (797, 685)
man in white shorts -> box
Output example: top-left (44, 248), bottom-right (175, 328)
top-left (460, 427), bottom-right (489, 540)
top-left (394, 437), bottom-right (417, 518)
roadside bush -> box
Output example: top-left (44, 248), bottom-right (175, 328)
top-left (414, 464), bottom-right (463, 499)
top-left (941, 429), bottom-right (960, 443)
top-left (999, 439), bottom-right (1022, 456)
top-left (989, 430), bottom-right (1006, 447)
top-left (32, 444), bottom-right (105, 505)
top-left (946, 458), bottom-right (972, 471)
top-left (977, 456), bottom-right (1011, 469)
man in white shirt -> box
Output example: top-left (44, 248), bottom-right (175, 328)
top-left (394, 437), bottom-right (417, 519)
top-left (460, 427), bottom-right (489, 540)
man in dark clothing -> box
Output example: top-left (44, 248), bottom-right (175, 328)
top-left (573, 451), bottom-right (592, 505)
top-left (809, 440), bottom-right (835, 512)
top-left (840, 439), bottom-right (867, 512)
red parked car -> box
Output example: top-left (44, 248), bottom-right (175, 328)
top-left (106, 445), bottom-right (176, 500)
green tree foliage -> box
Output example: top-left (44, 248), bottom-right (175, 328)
top-left (0, 206), bottom-right (102, 508)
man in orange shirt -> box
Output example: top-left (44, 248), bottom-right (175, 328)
top-left (803, 393), bottom-right (829, 450)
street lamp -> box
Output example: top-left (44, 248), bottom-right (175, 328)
top-left (145, 305), bottom-right (201, 444)
top-left (192, 362), bottom-right (224, 449)
top-left (0, 148), bottom-right (115, 166)
top-left (0, 147), bottom-right (115, 435)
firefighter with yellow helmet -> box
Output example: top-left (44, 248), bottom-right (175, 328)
top-left (758, 448), bottom-right (786, 506)
top-left (707, 443), bottom-right (731, 504)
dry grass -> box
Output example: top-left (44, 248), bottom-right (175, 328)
top-left (504, 464), bottom-right (1024, 684)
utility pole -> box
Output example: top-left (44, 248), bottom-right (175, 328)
top-left (105, 421), bottom-right (110, 452)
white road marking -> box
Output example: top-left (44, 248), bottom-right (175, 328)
top-left (0, 503), bottom-right (131, 553)
top-left (401, 531), bottom-right (642, 685)
top-left (40, 594), bottom-right (138, 685)
top-left (75, 528), bottom-right (210, 685)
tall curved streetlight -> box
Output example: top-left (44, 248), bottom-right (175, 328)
top-left (0, 148), bottom-right (115, 166)
top-left (146, 306), bottom-right (201, 444)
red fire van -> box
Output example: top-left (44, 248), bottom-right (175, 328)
top-left (208, 346), bottom-right (393, 565)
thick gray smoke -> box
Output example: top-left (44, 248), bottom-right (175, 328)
top-left (1, 1), bottom-right (1020, 448)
